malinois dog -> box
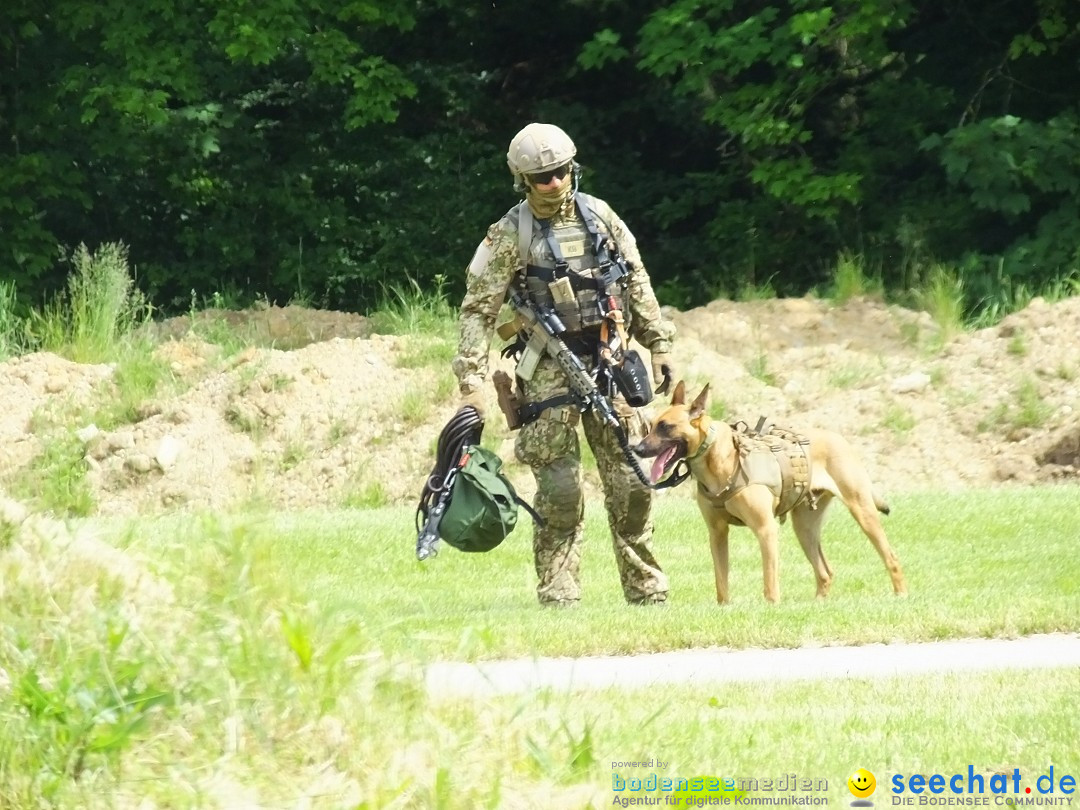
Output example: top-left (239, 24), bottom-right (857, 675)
top-left (635, 381), bottom-right (907, 603)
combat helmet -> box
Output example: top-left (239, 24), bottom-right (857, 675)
top-left (506, 123), bottom-right (577, 180)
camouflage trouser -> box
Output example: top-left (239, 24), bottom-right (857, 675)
top-left (514, 355), bottom-right (668, 605)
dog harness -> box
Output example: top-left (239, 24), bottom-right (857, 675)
top-left (697, 418), bottom-right (816, 524)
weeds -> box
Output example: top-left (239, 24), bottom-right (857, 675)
top-left (1006, 330), bottom-right (1028, 357)
top-left (396, 336), bottom-right (458, 369)
top-left (369, 274), bottom-right (456, 338)
top-left (882, 401), bottom-right (916, 437)
top-left (828, 251), bottom-right (882, 304)
top-left (980, 377), bottom-right (1052, 433)
top-left (26, 243), bottom-right (152, 363)
top-left (736, 277), bottom-right (776, 302)
top-left (747, 353), bottom-right (778, 387)
top-left (400, 388), bottom-right (433, 427)
top-left (913, 264), bottom-right (966, 345)
top-left (11, 433), bottom-right (94, 517)
top-left (0, 280), bottom-right (25, 359)
top-left (342, 475), bottom-right (389, 508)
top-left (708, 397), bottom-right (728, 422)
top-left (828, 363), bottom-right (875, 390)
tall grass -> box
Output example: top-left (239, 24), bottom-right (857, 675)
top-left (0, 280), bottom-right (24, 359)
top-left (368, 273), bottom-right (457, 338)
top-left (827, 251), bottom-right (883, 303)
top-left (26, 242), bottom-right (152, 363)
top-left (913, 263), bottom-right (966, 343)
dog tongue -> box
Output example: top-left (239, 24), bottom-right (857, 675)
top-left (651, 446), bottom-right (677, 484)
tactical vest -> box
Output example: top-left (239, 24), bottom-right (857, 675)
top-left (698, 420), bottom-right (815, 524)
top-left (508, 194), bottom-right (629, 338)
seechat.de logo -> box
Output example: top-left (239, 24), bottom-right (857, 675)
top-left (850, 768), bottom-right (878, 807)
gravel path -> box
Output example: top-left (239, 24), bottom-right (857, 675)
top-left (425, 633), bottom-right (1080, 700)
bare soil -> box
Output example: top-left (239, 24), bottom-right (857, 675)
top-left (2, 297), bottom-right (1079, 516)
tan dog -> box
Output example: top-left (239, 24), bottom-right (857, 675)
top-left (635, 381), bottom-right (907, 603)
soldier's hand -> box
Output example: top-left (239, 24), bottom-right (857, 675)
top-left (651, 352), bottom-right (675, 396)
top-left (459, 386), bottom-right (487, 418)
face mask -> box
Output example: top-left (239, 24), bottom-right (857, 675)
top-left (524, 171), bottom-right (575, 220)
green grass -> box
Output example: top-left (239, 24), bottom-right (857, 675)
top-left (980, 377), bottom-right (1053, 433)
top-left (10, 433), bottom-right (95, 516)
top-left (368, 274), bottom-right (456, 339)
top-left (881, 401), bottom-right (917, 437)
top-left (25, 242), bottom-right (153, 363)
top-left (0, 279), bottom-right (25, 359)
top-left (913, 264), bottom-right (966, 345)
top-left (827, 251), bottom-right (883, 304)
top-left (828, 362), bottom-right (876, 390)
top-left (113, 487), bottom-right (1080, 663)
top-left (3, 490), bottom-right (1079, 808)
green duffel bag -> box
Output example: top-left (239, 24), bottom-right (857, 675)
top-left (440, 445), bottom-right (532, 553)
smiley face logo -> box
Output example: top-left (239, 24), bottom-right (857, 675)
top-left (848, 768), bottom-right (877, 799)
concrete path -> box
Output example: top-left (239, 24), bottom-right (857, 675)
top-left (425, 633), bottom-right (1080, 700)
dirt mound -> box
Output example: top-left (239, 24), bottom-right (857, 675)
top-left (147, 303), bottom-right (373, 349)
top-left (1, 296), bottom-right (1078, 516)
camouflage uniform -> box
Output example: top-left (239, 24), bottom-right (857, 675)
top-left (452, 195), bottom-right (674, 605)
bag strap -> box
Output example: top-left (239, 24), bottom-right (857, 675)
top-left (516, 496), bottom-right (544, 525)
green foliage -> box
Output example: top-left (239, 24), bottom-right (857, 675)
top-left (13, 433), bottom-right (95, 517)
top-left (24, 243), bottom-right (151, 363)
top-left (881, 401), bottom-right (917, 437)
top-left (828, 252), bottom-right (882, 304)
top-left (95, 345), bottom-right (174, 430)
top-left (981, 377), bottom-right (1053, 433)
top-left (368, 275), bottom-right (456, 339)
top-left (341, 476), bottom-right (390, 509)
top-left (913, 265), bottom-right (967, 344)
top-left (2, 0), bottom-right (1080, 312)
top-left (0, 280), bottom-right (25, 359)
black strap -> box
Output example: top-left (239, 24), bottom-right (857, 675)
top-left (652, 458), bottom-right (692, 490)
top-left (516, 393), bottom-right (577, 425)
top-left (515, 496), bottom-right (545, 525)
top-left (574, 193), bottom-right (627, 289)
top-left (538, 219), bottom-right (570, 276)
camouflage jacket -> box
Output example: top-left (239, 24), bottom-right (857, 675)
top-left (452, 194), bottom-right (675, 394)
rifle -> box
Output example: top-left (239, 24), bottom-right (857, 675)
top-left (501, 289), bottom-right (654, 488)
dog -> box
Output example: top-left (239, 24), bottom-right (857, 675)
top-left (635, 381), bottom-right (907, 603)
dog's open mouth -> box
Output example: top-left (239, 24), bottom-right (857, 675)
top-left (650, 442), bottom-right (686, 484)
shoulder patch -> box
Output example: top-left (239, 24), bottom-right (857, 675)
top-left (467, 239), bottom-right (493, 277)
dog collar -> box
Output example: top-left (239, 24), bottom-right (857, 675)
top-left (686, 423), bottom-right (718, 463)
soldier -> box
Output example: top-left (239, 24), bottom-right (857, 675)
top-left (452, 122), bottom-right (676, 606)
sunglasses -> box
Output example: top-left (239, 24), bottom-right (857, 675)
top-left (528, 163), bottom-right (571, 185)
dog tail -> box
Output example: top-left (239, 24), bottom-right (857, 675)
top-left (874, 492), bottom-right (890, 515)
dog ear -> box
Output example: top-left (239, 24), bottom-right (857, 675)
top-left (689, 384), bottom-right (710, 419)
top-left (671, 379), bottom-right (685, 405)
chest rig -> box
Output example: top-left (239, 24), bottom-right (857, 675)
top-left (512, 193), bottom-right (630, 339)
top-left (493, 191), bottom-right (654, 448)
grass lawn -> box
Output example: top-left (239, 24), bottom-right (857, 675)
top-left (119, 486), bottom-right (1080, 662)
top-left (425, 667), bottom-right (1080, 808)
top-left (3, 485), bottom-right (1077, 808)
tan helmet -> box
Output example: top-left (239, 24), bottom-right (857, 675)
top-left (506, 123), bottom-right (577, 178)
